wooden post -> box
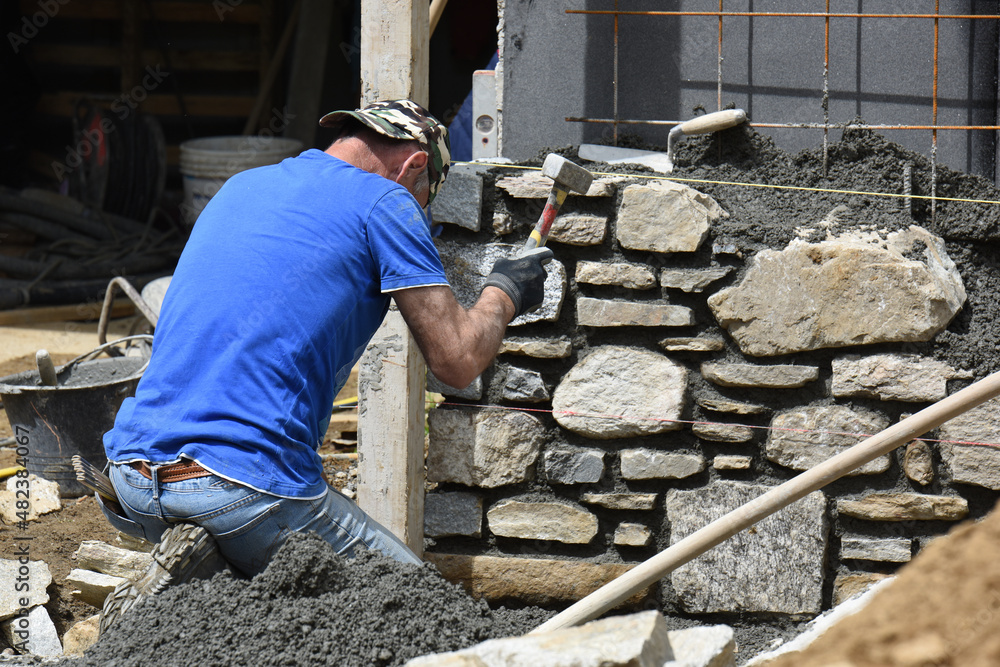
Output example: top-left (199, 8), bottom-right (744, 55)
top-left (356, 0), bottom-right (429, 556)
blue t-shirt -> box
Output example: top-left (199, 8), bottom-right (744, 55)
top-left (104, 149), bottom-right (448, 498)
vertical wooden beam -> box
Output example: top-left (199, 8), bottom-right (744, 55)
top-left (356, 0), bottom-right (430, 556)
top-left (285, 0), bottom-right (335, 145)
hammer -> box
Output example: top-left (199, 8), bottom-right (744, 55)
top-left (666, 108), bottom-right (747, 172)
top-left (520, 154), bottom-right (594, 255)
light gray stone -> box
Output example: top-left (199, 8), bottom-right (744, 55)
top-left (66, 569), bottom-right (126, 608)
top-left (0, 560), bottom-right (50, 621)
top-left (496, 171), bottom-right (619, 198)
top-left (0, 474), bottom-right (60, 523)
top-left (701, 362), bottom-right (819, 389)
top-left (692, 422), bottom-right (755, 443)
top-left (937, 397), bottom-right (1000, 490)
top-left (904, 440), bottom-right (935, 486)
top-left (616, 181), bottom-right (726, 253)
top-left (406, 610), bottom-right (672, 667)
top-left (1, 606), bottom-right (61, 657)
top-left (552, 346), bottom-right (687, 439)
top-left (436, 241), bottom-right (566, 326)
top-left (493, 210), bottom-right (514, 235)
top-left (766, 405), bottom-right (890, 475)
top-left (621, 449), bottom-right (706, 480)
top-left (831, 353), bottom-right (967, 401)
top-left (428, 371), bottom-right (483, 401)
top-left (666, 482), bottom-right (828, 614)
top-left (430, 164), bottom-right (483, 231)
top-left (837, 493), bottom-right (968, 521)
top-left (575, 261), bottom-right (656, 289)
top-left (424, 492), bottom-right (483, 539)
top-left (707, 227), bottom-right (966, 356)
top-left (577, 297), bottom-right (694, 327)
top-left (840, 536), bottom-right (912, 563)
top-left (74, 540), bottom-right (153, 580)
top-left (427, 409), bottom-right (543, 488)
top-left (660, 267), bottom-right (733, 292)
top-left (498, 336), bottom-right (572, 358)
top-left (502, 366), bottom-right (549, 403)
top-left (579, 492), bottom-right (658, 511)
top-left (487, 500), bottom-right (598, 544)
top-left (667, 625), bottom-right (737, 667)
top-left (549, 213), bottom-right (608, 246)
top-left (659, 336), bottom-right (726, 353)
top-left (713, 455), bottom-right (752, 471)
top-left (543, 444), bottom-right (605, 484)
top-left (613, 522), bottom-right (651, 547)
top-left (696, 397), bottom-right (769, 415)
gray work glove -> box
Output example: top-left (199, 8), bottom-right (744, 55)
top-left (483, 247), bottom-right (554, 318)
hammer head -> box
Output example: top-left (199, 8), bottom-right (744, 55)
top-left (542, 154), bottom-right (594, 195)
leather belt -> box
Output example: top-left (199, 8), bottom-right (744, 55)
top-left (129, 460), bottom-right (212, 483)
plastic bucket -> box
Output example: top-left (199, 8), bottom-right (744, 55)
top-left (179, 136), bottom-right (303, 226)
top-left (0, 355), bottom-right (146, 498)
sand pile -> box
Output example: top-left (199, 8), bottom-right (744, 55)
top-left (70, 533), bottom-right (551, 666)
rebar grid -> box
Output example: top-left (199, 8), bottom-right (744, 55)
top-left (565, 2), bottom-right (1000, 212)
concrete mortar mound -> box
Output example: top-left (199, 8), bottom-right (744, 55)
top-left (63, 532), bottom-right (553, 667)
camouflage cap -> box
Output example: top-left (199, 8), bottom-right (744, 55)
top-left (319, 99), bottom-right (451, 204)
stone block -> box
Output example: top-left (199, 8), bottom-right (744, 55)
top-left (692, 422), bottom-right (754, 443)
top-left (67, 569), bottom-right (126, 608)
top-left (577, 297), bottom-right (694, 327)
top-left (496, 171), bottom-right (618, 198)
top-left (487, 499), bottom-right (598, 544)
top-left (766, 406), bottom-right (890, 475)
top-left (543, 444), bottom-right (605, 484)
top-left (427, 409), bottom-right (543, 488)
top-left (696, 397), bottom-right (769, 415)
top-left (427, 372), bottom-right (483, 401)
top-left (576, 261), bottom-right (656, 289)
top-left (840, 536), bottom-right (912, 562)
top-left (666, 482), bottom-right (828, 614)
top-left (436, 241), bottom-right (566, 326)
top-left (616, 181), bottom-right (725, 253)
top-left (613, 522), bottom-right (651, 547)
top-left (621, 449), bottom-right (706, 480)
top-left (406, 610), bottom-right (672, 667)
top-left (903, 440), bottom-right (934, 486)
top-left (0, 474), bottom-right (60, 523)
top-left (74, 540), bottom-right (153, 579)
top-left (62, 614), bottom-right (100, 657)
top-left (579, 492), bottom-right (658, 511)
top-left (0, 605), bottom-right (61, 657)
top-left (553, 346), bottom-right (687, 439)
top-left (713, 455), bottom-right (751, 471)
top-left (430, 164), bottom-right (483, 231)
top-left (0, 560), bottom-right (50, 621)
top-left (667, 625), bottom-right (737, 667)
top-left (424, 492), bottom-right (483, 539)
top-left (937, 397), bottom-right (1000, 489)
top-left (707, 227), bottom-right (966, 356)
top-left (549, 213), bottom-right (608, 246)
top-left (659, 337), bottom-right (725, 353)
top-left (502, 366), bottom-right (549, 403)
top-left (660, 267), bottom-right (733, 292)
top-left (498, 336), bottom-right (572, 358)
top-left (837, 493), bottom-right (968, 521)
top-left (832, 573), bottom-right (894, 606)
top-left (831, 353), bottom-right (967, 402)
top-left (701, 362), bottom-right (819, 389)
top-left (424, 554), bottom-right (654, 607)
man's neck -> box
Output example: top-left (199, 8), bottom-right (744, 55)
top-left (325, 139), bottom-right (390, 179)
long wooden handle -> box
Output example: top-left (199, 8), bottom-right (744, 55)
top-left (678, 108), bottom-right (747, 136)
top-left (532, 369), bottom-right (1000, 634)
top-left (430, 0), bottom-right (449, 36)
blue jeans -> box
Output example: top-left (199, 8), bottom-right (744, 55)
top-left (99, 462), bottom-right (422, 576)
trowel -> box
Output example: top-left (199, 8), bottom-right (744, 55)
top-left (578, 108), bottom-right (747, 173)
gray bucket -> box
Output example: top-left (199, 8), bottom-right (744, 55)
top-left (0, 348), bottom-right (146, 498)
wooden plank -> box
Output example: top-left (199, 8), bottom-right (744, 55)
top-left (360, 0), bottom-right (430, 106)
top-left (284, 0), bottom-right (333, 146)
top-left (36, 93), bottom-right (256, 118)
top-left (327, 412), bottom-right (358, 433)
top-left (0, 300), bottom-right (135, 327)
top-left (20, 0), bottom-right (263, 24)
top-left (29, 45), bottom-right (259, 72)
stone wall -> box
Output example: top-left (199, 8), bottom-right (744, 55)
top-left (422, 135), bottom-right (1000, 621)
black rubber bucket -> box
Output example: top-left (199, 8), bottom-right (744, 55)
top-left (0, 353), bottom-right (146, 498)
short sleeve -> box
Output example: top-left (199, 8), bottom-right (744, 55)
top-left (367, 188), bottom-right (449, 293)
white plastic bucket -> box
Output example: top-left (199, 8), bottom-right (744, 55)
top-left (179, 136), bottom-right (303, 226)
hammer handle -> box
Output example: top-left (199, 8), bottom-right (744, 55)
top-left (521, 187), bottom-right (568, 255)
top-left (678, 109), bottom-right (746, 136)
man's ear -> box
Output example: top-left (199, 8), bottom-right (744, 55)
top-left (396, 149), bottom-right (428, 185)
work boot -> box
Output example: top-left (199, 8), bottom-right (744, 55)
top-left (99, 522), bottom-right (228, 635)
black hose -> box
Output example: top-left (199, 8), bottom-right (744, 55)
top-left (0, 252), bottom-right (175, 281)
top-left (0, 273), bottom-right (168, 310)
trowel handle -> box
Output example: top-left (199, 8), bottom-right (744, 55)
top-left (677, 109), bottom-right (747, 136)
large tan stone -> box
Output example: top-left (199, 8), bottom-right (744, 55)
top-left (831, 353), bottom-right (967, 401)
top-left (62, 614), bottom-right (100, 657)
top-left (0, 474), bottom-right (61, 523)
top-left (74, 541), bottom-right (152, 580)
top-left (428, 409), bottom-right (543, 488)
top-left (552, 346), bottom-right (687, 438)
top-left (577, 297), bottom-right (694, 327)
top-left (496, 172), bottom-right (618, 198)
top-left (616, 180), bottom-right (725, 253)
top-left (707, 227), bottom-right (965, 356)
top-left (576, 261), bottom-right (656, 289)
top-left (765, 405), bottom-right (890, 475)
top-left (66, 569), bottom-right (126, 608)
top-left (548, 213), bottom-right (608, 245)
top-left (701, 362), bottom-right (818, 389)
top-left (837, 493), bottom-right (968, 521)
top-left (937, 396), bottom-right (1000, 490)
top-left (424, 553), bottom-right (654, 606)
top-left (487, 500), bottom-right (598, 544)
